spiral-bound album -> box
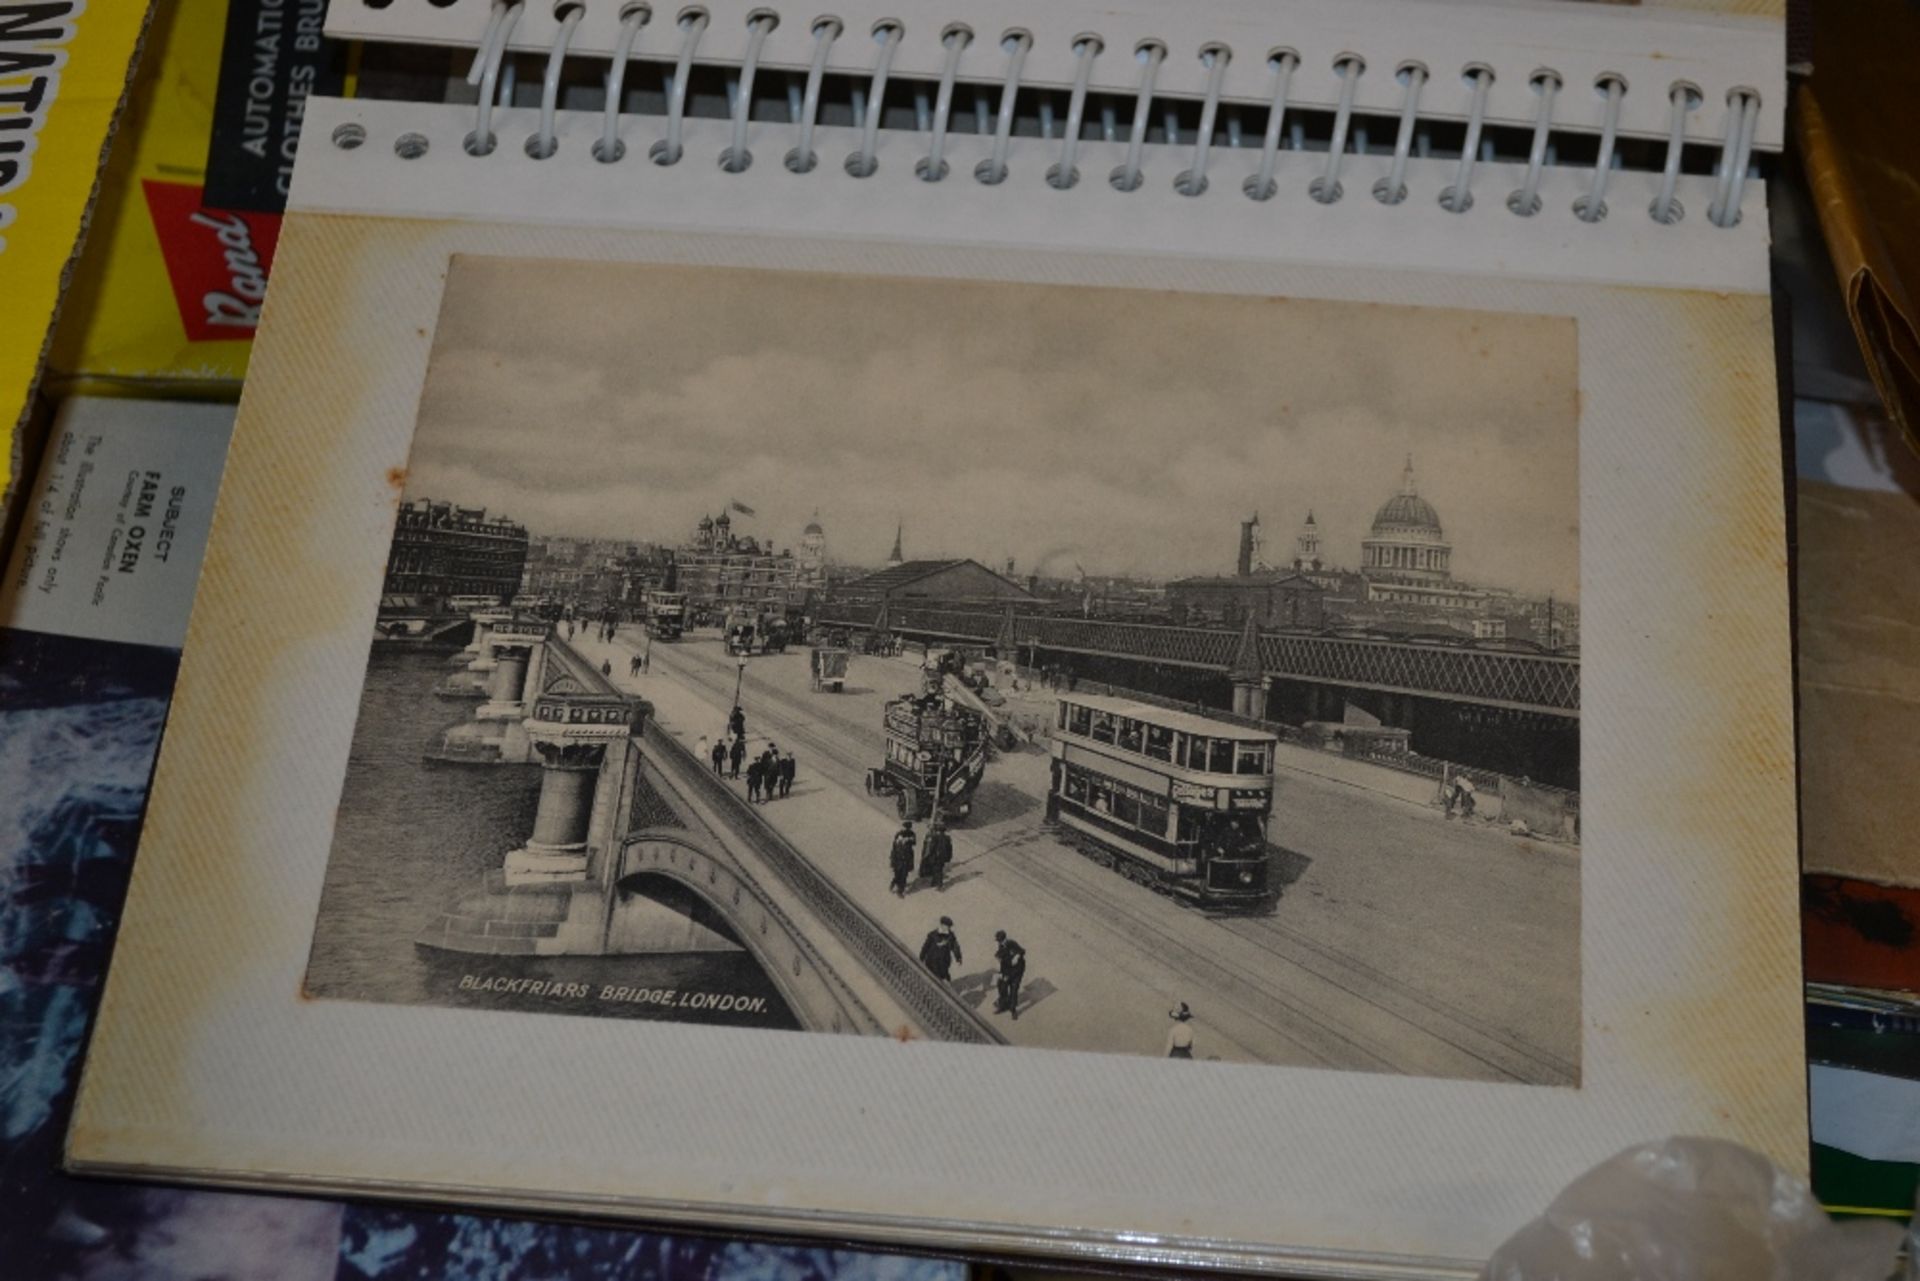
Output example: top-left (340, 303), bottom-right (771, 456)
top-left (70, 1), bottom-right (1803, 1276)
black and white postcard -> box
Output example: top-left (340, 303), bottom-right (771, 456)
top-left (303, 257), bottom-right (1583, 1083)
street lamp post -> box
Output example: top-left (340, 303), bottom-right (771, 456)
top-left (733, 656), bottom-right (747, 708)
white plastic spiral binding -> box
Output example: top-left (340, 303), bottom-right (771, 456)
top-left (787, 18), bottom-right (840, 173)
top-left (720, 11), bottom-right (776, 171)
top-left (1310, 55), bottom-right (1362, 205)
top-left (1374, 62), bottom-right (1425, 206)
top-left (975, 32), bottom-right (1031, 185)
top-left (344, 0), bottom-right (1772, 232)
top-left (1245, 51), bottom-right (1297, 202)
top-left (1110, 42), bottom-right (1163, 193)
top-left (1175, 45), bottom-right (1229, 197)
top-left (596, 4), bottom-right (649, 162)
top-left (652, 9), bottom-right (708, 164)
top-left (1047, 36), bottom-right (1098, 190)
top-left (1508, 71), bottom-right (1559, 217)
top-left (1575, 74), bottom-right (1625, 223)
top-left (846, 22), bottom-right (900, 177)
top-left (1439, 66), bottom-right (1491, 213)
top-left (528, 2), bottom-right (583, 158)
top-left (465, 1), bottom-right (524, 156)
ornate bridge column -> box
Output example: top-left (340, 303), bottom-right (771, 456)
top-left (459, 609), bottom-right (513, 671)
top-left (1228, 611), bottom-right (1268, 720)
top-left (501, 648), bottom-right (647, 887)
top-left (477, 644), bottom-right (532, 721)
top-left (474, 618), bottom-right (552, 722)
top-left (503, 741), bottom-right (607, 885)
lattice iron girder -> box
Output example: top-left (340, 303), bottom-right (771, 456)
top-left (814, 607), bottom-right (1579, 715)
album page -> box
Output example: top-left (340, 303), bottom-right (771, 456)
top-left (70, 98), bottom-right (1801, 1278)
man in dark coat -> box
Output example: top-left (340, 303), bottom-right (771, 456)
top-left (729, 705), bottom-right (746, 740)
top-left (746, 756), bottom-right (765, 803)
top-left (921, 820), bottom-right (954, 890)
top-left (992, 930), bottom-right (1027, 1018)
top-left (710, 738), bottom-right (727, 776)
top-left (778, 751), bottom-right (796, 798)
top-left (889, 822), bottom-right (917, 896)
top-left (919, 917), bottom-right (962, 982)
top-left (728, 735), bottom-right (745, 779)
top-left (757, 744), bottom-right (779, 800)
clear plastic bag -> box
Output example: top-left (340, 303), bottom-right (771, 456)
top-left (1483, 1137), bottom-right (1909, 1280)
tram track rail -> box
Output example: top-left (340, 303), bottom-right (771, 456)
top-left (649, 637), bottom-right (1574, 1080)
top-left (1222, 914), bottom-right (1578, 1085)
top-left (638, 711), bottom-right (1005, 1047)
top-left (652, 644), bottom-right (1370, 1066)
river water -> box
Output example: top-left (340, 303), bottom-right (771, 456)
top-left (303, 647), bottom-right (797, 1030)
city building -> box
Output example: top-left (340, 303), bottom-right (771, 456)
top-left (1177, 455), bottom-right (1574, 641)
top-left (1361, 456), bottom-right (1452, 583)
top-left (800, 512), bottom-right (828, 583)
top-left (676, 510), bottom-right (810, 615)
top-left (1166, 570), bottom-right (1326, 629)
top-left (1292, 510), bottom-right (1323, 572)
top-left (836, 558), bottom-right (1040, 606)
top-left (384, 499), bottom-right (528, 606)
top-left (1236, 513), bottom-right (1268, 575)
top-left (1347, 456), bottom-right (1497, 615)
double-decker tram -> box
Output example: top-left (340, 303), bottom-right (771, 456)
top-left (1047, 694), bottom-right (1277, 909)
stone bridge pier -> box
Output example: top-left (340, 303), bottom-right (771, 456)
top-left (429, 617), bottom-right (555, 764)
top-left (416, 636), bottom-right (883, 1035)
top-left (453, 609), bottom-right (514, 668)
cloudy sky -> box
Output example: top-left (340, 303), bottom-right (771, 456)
top-left (407, 257), bottom-right (1580, 600)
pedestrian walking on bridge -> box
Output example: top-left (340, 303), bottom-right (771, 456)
top-left (757, 744), bottom-right (779, 801)
top-left (993, 930), bottom-right (1026, 1019)
top-left (889, 822), bottom-right (917, 896)
top-left (919, 916), bottom-right (962, 981)
top-left (920, 820), bottom-right (953, 890)
top-left (710, 737), bottom-right (726, 776)
top-left (746, 756), bottom-right (766, 803)
top-left (1166, 1003), bottom-right (1196, 1059)
top-left (778, 750), bottom-right (796, 798)
top-left (728, 735), bottom-right (745, 779)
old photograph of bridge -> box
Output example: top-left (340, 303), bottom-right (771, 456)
top-left (302, 256), bottom-right (1583, 1083)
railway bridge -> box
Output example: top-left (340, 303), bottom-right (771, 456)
top-left (813, 602), bottom-right (1581, 785)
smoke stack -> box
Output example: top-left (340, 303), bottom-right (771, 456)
top-left (1237, 518), bottom-right (1255, 577)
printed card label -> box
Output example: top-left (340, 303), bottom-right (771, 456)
top-left (1, 399), bottom-right (234, 648)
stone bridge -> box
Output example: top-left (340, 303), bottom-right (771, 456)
top-left (416, 615), bottom-right (996, 1041)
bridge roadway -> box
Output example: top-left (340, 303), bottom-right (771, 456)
top-left (636, 717), bottom-right (1004, 1045)
top-left (812, 604), bottom-right (1581, 717)
top-left (579, 629), bottom-right (1580, 1081)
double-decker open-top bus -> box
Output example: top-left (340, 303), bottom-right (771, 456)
top-left (1048, 693), bottom-right (1277, 909)
top-left (645, 591), bottom-right (687, 639)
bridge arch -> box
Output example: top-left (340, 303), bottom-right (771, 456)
top-left (612, 829), bottom-right (883, 1037)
